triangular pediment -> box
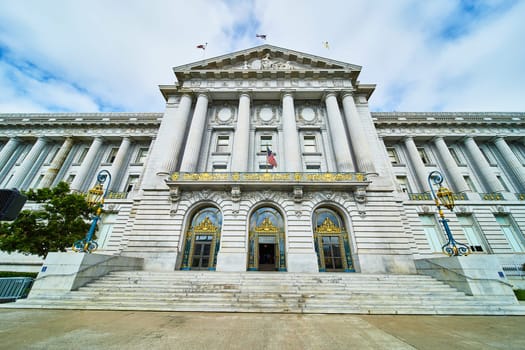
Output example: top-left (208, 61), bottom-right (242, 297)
top-left (173, 45), bottom-right (361, 73)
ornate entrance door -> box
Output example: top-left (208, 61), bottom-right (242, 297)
top-left (248, 207), bottom-right (286, 271)
top-left (181, 208), bottom-right (222, 271)
top-left (313, 208), bottom-right (354, 272)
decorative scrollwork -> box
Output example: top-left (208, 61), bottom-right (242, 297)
top-left (254, 217), bottom-right (279, 232)
top-left (316, 217), bottom-right (341, 233)
top-left (194, 217), bottom-right (218, 233)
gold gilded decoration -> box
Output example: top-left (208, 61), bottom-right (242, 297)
top-left (255, 217), bottom-right (279, 232)
top-left (193, 216), bottom-right (218, 233)
top-left (316, 217), bottom-right (341, 233)
top-left (170, 172), bottom-right (367, 183)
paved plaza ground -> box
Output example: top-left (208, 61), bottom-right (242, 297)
top-left (0, 309), bottom-right (524, 349)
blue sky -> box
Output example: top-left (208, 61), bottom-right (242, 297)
top-left (0, 0), bottom-right (523, 113)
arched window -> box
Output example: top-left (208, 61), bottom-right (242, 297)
top-left (312, 207), bottom-right (354, 272)
top-left (248, 206), bottom-right (286, 271)
top-left (181, 207), bottom-right (222, 270)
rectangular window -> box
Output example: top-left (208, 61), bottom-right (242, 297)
top-left (215, 135), bottom-right (230, 153)
top-left (303, 135), bottom-right (317, 153)
top-left (449, 147), bottom-right (462, 165)
top-left (387, 147), bottom-right (400, 165)
top-left (45, 146), bottom-right (60, 165)
top-left (457, 214), bottom-right (488, 253)
top-left (480, 147), bottom-right (495, 165)
top-left (419, 214), bottom-right (444, 252)
top-left (125, 175), bottom-right (140, 193)
top-left (417, 147), bottom-right (430, 165)
top-left (259, 163), bottom-right (273, 170)
top-left (496, 175), bottom-right (510, 192)
top-left (135, 147), bottom-right (149, 164)
top-left (305, 164), bottom-right (321, 172)
top-left (106, 147), bottom-right (119, 164)
top-left (464, 176), bottom-right (477, 192)
top-left (212, 164), bottom-right (227, 172)
top-left (495, 214), bottom-right (525, 252)
top-left (510, 143), bottom-right (525, 164)
top-left (76, 147), bottom-right (89, 163)
top-left (260, 135), bottom-right (273, 152)
top-left (66, 174), bottom-right (76, 184)
top-left (396, 176), bottom-right (411, 193)
top-left (32, 174), bottom-right (45, 189)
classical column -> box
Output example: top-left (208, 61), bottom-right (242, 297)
top-left (493, 136), bottom-right (525, 190)
top-left (40, 137), bottom-right (74, 188)
top-left (8, 137), bottom-right (48, 189)
top-left (108, 136), bottom-right (132, 191)
top-left (281, 92), bottom-right (302, 172)
top-left (141, 93), bottom-right (193, 189)
top-left (432, 137), bottom-right (470, 193)
top-left (463, 136), bottom-right (505, 193)
top-left (0, 137), bottom-right (21, 171)
top-left (324, 92), bottom-right (354, 172)
top-left (231, 92), bottom-right (251, 172)
top-left (403, 136), bottom-right (428, 192)
top-left (341, 92), bottom-right (375, 173)
top-left (70, 136), bottom-right (104, 192)
top-left (179, 93), bottom-right (210, 172)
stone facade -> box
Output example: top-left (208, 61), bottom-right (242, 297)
top-left (1, 45), bottom-right (524, 274)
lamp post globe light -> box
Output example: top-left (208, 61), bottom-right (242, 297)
top-left (427, 170), bottom-right (470, 257)
top-left (73, 170), bottom-right (111, 253)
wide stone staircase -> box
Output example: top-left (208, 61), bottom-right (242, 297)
top-left (7, 271), bottom-right (525, 315)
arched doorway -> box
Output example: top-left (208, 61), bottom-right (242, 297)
top-left (181, 207), bottom-right (222, 271)
top-left (248, 207), bottom-right (286, 271)
top-left (313, 207), bottom-right (355, 272)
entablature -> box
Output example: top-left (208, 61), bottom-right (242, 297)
top-left (0, 113), bottom-right (162, 128)
top-left (166, 171), bottom-right (369, 192)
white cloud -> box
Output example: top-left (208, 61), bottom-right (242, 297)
top-left (0, 0), bottom-right (524, 113)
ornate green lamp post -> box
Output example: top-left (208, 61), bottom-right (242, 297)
top-left (428, 170), bottom-right (470, 256)
top-left (73, 170), bottom-right (111, 253)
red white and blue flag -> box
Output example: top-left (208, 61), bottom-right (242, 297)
top-left (256, 34), bottom-right (267, 40)
top-left (266, 147), bottom-right (277, 168)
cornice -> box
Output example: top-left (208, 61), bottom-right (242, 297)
top-left (372, 112), bottom-right (525, 126)
top-left (0, 112), bottom-right (163, 127)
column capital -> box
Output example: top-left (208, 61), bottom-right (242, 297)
top-left (280, 90), bottom-right (295, 100)
top-left (431, 136), bottom-right (445, 143)
top-left (195, 90), bottom-right (211, 100)
top-left (237, 90), bottom-right (252, 100)
top-left (403, 135), bottom-right (415, 142)
top-left (322, 90), bottom-right (339, 102)
top-left (490, 135), bottom-right (506, 143)
top-left (340, 90), bottom-right (356, 100)
top-left (461, 135), bottom-right (475, 142)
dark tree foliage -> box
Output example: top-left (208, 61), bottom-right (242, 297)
top-left (0, 182), bottom-right (93, 258)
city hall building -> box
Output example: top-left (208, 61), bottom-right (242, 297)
top-left (1, 45), bottom-right (525, 276)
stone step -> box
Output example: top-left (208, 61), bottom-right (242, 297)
top-left (7, 270), bottom-right (525, 315)
top-left (8, 299), bottom-right (525, 315)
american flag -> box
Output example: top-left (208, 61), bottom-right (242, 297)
top-left (256, 34), bottom-right (267, 40)
top-left (266, 147), bottom-right (277, 168)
